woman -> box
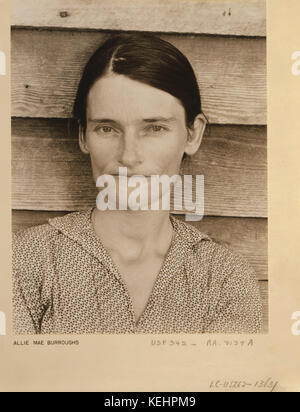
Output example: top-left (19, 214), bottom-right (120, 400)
top-left (13, 33), bottom-right (263, 334)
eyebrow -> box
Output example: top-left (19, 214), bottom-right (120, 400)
top-left (88, 117), bottom-right (177, 124)
top-left (88, 118), bottom-right (119, 125)
top-left (142, 117), bottom-right (177, 123)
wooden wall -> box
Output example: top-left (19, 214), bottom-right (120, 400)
top-left (11, 0), bottom-right (268, 331)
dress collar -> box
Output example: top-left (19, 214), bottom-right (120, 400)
top-left (48, 208), bottom-right (212, 330)
top-left (47, 208), bottom-right (211, 264)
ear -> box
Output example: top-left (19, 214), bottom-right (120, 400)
top-left (78, 123), bottom-right (90, 154)
top-left (184, 113), bottom-right (207, 156)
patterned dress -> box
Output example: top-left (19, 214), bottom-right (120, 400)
top-left (12, 208), bottom-right (263, 334)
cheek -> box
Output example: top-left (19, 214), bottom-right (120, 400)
top-left (147, 130), bottom-right (186, 165)
top-left (86, 134), bottom-right (117, 164)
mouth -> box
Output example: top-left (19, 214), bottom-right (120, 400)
top-left (111, 173), bottom-right (150, 178)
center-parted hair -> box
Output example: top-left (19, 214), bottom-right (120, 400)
top-left (73, 33), bottom-right (202, 132)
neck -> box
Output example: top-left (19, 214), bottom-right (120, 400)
top-left (91, 208), bottom-right (174, 261)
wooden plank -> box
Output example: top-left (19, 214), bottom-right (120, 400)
top-left (11, 0), bottom-right (266, 37)
top-left (182, 125), bottom-right (267, 217)
top-left (11, 29), bottom-right (266, 125)
top-left (12, 118), bottom-right (267, 217)
top-left (11, 210), bottom-right (267, 281)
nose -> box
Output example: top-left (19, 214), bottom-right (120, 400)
top-left (118, 129), bottom-right (143, 168)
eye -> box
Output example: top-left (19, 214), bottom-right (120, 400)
top-left (94, 125), bottom-right (117, 135)
top-left (97, 126), bottom-right (113, 133)
top-left (102, 126), bottom-right (113, 133)
top-left (147, 125), bottom-right (167, 133)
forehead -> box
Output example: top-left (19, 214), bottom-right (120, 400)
top-left (86, 74), bottom-right (185, 121)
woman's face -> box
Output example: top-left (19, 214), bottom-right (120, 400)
top-left (81, 74), bottom-right (191, 181)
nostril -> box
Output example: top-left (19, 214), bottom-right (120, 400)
top-left (118, 154), bottom-right (143, 168)
top-left (118, 138), bottom-right (143, 167)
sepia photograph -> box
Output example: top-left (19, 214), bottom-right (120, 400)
top-left (11, 0), bottom-right (267, 335)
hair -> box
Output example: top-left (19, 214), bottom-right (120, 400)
top-left (73, 33), bottom-right (207, 162)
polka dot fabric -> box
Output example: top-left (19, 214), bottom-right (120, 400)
top-left (12, 208), bottom-right (263, 334)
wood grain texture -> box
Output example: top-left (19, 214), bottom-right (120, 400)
top-left (11, 0), bottom-right (266, 37)
top-left (11, 210), bottom-right (267, 281)
top-left (12, 118), bottom-right (267, 217)
top-left (11, 29), bottom-right (266, 125)
top-left (183, 125), bottom-right (267, 217)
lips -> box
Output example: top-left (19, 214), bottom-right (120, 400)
top-left (111, 173), bottom-right (150, 177)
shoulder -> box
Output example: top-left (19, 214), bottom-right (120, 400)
top-left (12, 209), bottom-right (89, 262)
top-left (13, 209), bottom-right (90, 243)
top-left (13, 222), bottom-right (58, 254)
top-left (13, 221), bottom-right (57, 244)
top-left (12, 223), bottom-right (60, 281)
top-left (173, 218), bottom-right (262, 316)
top-left (171, 215), bottom-right (255, 279)
top-left (170, 215), bottom-right (212, 246)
